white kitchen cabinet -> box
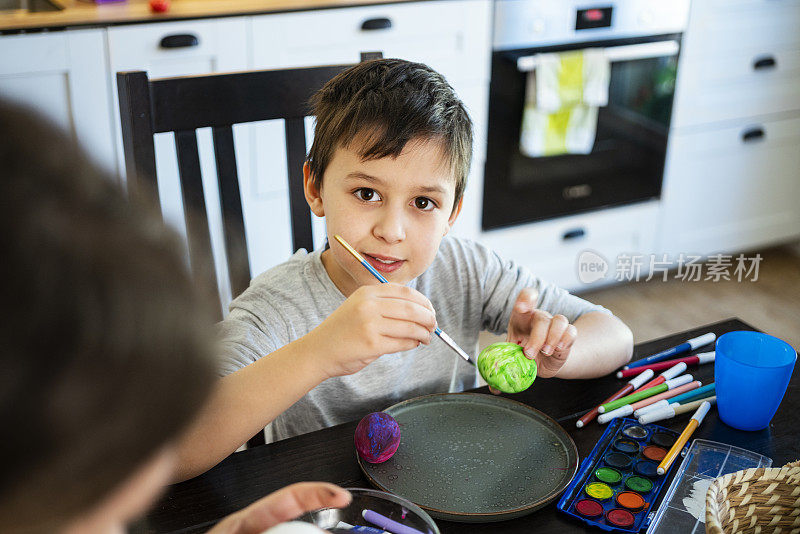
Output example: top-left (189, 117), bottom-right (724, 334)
top-left (659, 0), bottom-right (800, 258)
top-left (661, 114), bottom-right (800, 255)
top-left (107, 17), bottom-right (250, 309)
top-left (0, 29), bottom-right (116, 174)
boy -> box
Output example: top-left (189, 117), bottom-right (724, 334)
top-left (174, 59), bottom-right (633, 480)
top-left (0, 99), bottom-right (349, 534)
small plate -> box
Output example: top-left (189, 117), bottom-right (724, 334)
top-left (358, 393), bottom-right (578, 522)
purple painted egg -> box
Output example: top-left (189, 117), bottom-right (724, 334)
top-left (354, 412), bottom-right (401, 463)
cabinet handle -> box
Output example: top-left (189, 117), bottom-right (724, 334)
top-left (159, 34), bottom-right (200, 49)
top-left (361, 17), bottom-right (392, 31)
top-left (562, 228), bottom-right (586, 241)
top-left (742, 127), bottom-right (765, 143)
top-left (360, 51), bottom-right (384, 62)
top-left (753, 56), bottom-right (776, 70)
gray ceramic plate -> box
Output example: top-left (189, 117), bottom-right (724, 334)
top-left (358, 393), bottom-right (578, 522)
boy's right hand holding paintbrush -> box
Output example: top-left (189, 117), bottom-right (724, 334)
top-left (301, 283), bottom-right (438, 378)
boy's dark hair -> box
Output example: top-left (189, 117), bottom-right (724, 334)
top-left (307, 59), bottom-right (473, 211)
top-left (0, 100), bottom-right (217, 532)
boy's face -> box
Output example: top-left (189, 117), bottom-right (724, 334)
top-left (305, 137), bottom-right (462, 296)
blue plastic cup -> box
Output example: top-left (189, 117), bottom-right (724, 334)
top-left (715, 331), bottom-right (796, 431)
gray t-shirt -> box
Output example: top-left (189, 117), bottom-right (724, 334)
top-left (219, 235), bottom-right (607, 442)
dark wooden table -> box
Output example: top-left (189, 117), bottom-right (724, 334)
top-left (133, 318), bottom-right (799, 533)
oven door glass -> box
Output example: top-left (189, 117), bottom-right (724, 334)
top-left (483, 35), bottom-right (680, 230)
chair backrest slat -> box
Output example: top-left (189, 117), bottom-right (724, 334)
top-left (175, 129), bottom-right (222, 320)
top-left (117, 70), bottom-right (159, 209)
top-left (211, 125), bottom-right (250, 299)
top-left (285, 117), bottom-right (314, 253)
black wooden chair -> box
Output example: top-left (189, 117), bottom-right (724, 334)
top-left (117, 55), bottom-right (382, 447)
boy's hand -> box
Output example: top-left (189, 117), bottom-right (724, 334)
top-left (207, 482), bottom-right (350, 533)
top-left (505, 288), bottom-right (578, 379)
top-left (304, 283), bottom-right (437, 378)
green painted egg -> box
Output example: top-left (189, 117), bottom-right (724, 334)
top-left (477, 342), bottom-right (537, 393)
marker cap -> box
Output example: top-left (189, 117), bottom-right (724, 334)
top-left (598, 404), bottom-right (634, 424)
top-left (688, 332), bottom-right (716, 350)
top-left (660, 361), bottom-right (688, 380)
top-left (692, 401), bottom-right (712, 423)
top-left (628, 368), bottom-right (655, 390)
top-left (633, 399), bottom-right (669, 418)
top-left (665, 374), bottom-right (693, 389)
top-left (638, 405), bottom-right (676, 424)
top-left (696, 351), bottom-right (716, 364)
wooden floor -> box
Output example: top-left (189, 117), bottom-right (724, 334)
top-left (480, 242), bottom-right (800, 351)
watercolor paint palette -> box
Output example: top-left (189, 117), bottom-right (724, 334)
top-left (556, 418), bottom-right (680, 532)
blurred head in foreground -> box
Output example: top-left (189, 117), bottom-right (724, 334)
top-left (0, 99), bottom-right (352, 534)
top-left (0, 98), bottom-right (218, 533)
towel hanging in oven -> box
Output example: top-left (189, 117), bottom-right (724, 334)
top-left (519, 48), bottom-right (610, 158)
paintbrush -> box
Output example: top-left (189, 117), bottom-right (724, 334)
top-left (333, 234), bottom-right (472, 363)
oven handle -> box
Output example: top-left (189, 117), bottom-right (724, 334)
top-left (517, 40), bottom-right (680, 72)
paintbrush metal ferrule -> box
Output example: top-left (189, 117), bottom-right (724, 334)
top-left (334, 234), bottom-right (389, 283)
top-left (436, 328), bottom-right (472, 362)
top-left (334, 234), bottom-right (366, 263)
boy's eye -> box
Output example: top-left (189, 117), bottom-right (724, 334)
top-left (414, 197), bottom-right (437, 211)
top-left (355, 188), bottom-right (381, 202)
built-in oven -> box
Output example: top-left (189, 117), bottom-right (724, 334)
top-left (483, 0), bottom-right (690, 230)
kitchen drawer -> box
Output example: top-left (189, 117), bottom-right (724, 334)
top-left (251, 0), bottom-right (491, 86)
top-left (672, 0), bottom-right (800, 126)
top-left (107, 18), bottom-right (249, 77)
top-left (660, 113), bottom-right (800, 256)
top-left (679, 46), bottom-right (800, 86)
top-left (672, 45), bottom-right (800, 127)
top-left (478, 202), bottom-right (660, 291)
top-left (682, 0), bottom-right (800, 59)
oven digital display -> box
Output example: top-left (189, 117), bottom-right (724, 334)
top-left (575, 6), bottom-right (613, 30)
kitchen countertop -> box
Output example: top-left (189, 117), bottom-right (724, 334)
top-left (0, 0), bottom-right (418, 33)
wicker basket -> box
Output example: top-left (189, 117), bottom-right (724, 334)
top-left (706, 460), bottom-right (800, 533)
